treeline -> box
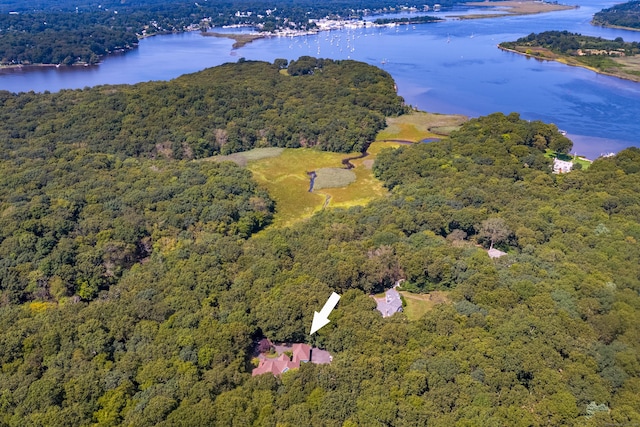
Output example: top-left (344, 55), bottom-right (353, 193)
top-left (500, 31), bottom-right (640, 57)
top-left (373, 15), bottom-right (441, 25)
top-left (593, 0), bottom-right (640, 30)
top-left (0, 58), bottom-right (405, 157)
top-left (1, 101), bottom-right (639, 425)
top-left (0, 26), bottom-right (138, 65)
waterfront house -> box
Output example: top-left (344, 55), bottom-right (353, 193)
top-left (553, 158), bottom-right (573, 173)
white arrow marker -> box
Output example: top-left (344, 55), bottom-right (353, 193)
top-left (310, 292), bottom-right (341, 335)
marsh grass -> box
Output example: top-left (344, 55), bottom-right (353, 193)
top-left (210, 147), bottom-right (285, 166)
top-left (313, 168), bottom-right (356, 190)
top-left (377, 111), bottom-right (467, 141)
top-left (225, 112), bottom-right (468, 227)
top-left (430, 125), bottom-right (463, 136)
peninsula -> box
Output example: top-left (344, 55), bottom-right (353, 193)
top-left (592, 1), bottom-right (640, 31)
top-left (456, 0), bottom-right (577, 19)
top-left (499, 31), bottom-right (640, 83)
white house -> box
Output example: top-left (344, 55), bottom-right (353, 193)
top-left (553, 158), bottom-right (573, 174)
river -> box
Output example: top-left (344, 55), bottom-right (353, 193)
top-left (1, 0), bottom-right (639, 158)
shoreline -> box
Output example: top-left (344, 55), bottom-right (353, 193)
top-left (1, 3), bottom-right (577, 66)
top-left (497, 45), bottom-right (640, 84)
top-left (201, 32), bottom-right (266, 49)
top-left (454, 0), bottom-right (577, 19)
top-left (0, 62), bottom-right (98, 70)
top-left (591, 21), bottom-right (640, 33)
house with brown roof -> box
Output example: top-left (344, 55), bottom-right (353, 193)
top-left (291, 343), bottom-right (312, 364)
top-left (252, 341), bottom-right (332, 377)
top-left (252, 354), bottom-right (297, 376)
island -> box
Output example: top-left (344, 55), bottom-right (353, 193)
top-left (593, 0), bottom-right (640, 31)
top-left (499, 30), bottom-right (640, 82)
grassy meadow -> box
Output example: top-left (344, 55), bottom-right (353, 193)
top-left (545, 149), bottom-right (592, 170)
top-left (206, 112), bottom-right (468, 227)
top-left (400, 291), bottom-right (450, 321)
top-left (245, 148), bottom-right (394, 227)
top-left (377, 111), bottom-right (468, 141)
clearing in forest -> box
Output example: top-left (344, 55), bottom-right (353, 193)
top-left (209, 112), bottom-right (468, 227)
top-left (377, 111), bottom-right (468, 142)
top-left (544, 149), bottom-right (592, 170)
top-left (399, 291), bottom-right (450, 321)
top-left (245, 148), bottom-right (390, 227)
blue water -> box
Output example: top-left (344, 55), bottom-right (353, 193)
top-left (1, 0), bottom-right (639, 158)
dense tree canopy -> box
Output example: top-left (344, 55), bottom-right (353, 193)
top-left (593, 1), bottom-right (640, 30)
top-left (0, 58), bottom-right (405, 158)
top-left (0, 59), bottom-right (639, 425)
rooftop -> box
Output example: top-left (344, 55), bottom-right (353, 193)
top-left (373, 286), bottom-right (403, 318)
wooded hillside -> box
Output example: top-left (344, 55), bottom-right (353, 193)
top-left (0, 58), bottom-right (405, 158)
top-left (0, 60), bottom-right (639, 425)
top-left (593, 1), bottom-right (640, 30)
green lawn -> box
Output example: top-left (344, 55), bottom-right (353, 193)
top-left (399, 291), bottom-right (450, 321)
top-left (545, 149), bottom-right (592, 170)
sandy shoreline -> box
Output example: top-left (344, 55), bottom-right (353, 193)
top-left (455, 0), bottom-right (577, 19)
top-left (0, 62), bottom-right (98, 71)
top-left (201, 32), bottom-right (267, 49)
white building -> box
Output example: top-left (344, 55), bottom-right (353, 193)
top-left (553, 158), bottom-right (573, 174)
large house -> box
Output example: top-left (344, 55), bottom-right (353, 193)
top-left (373, 286), bottom-right (403, 318)
top-left (291, 343), bottom-right (311, 364)
top-left (252, 353), bottom-right (298, 376)
top-left (553, 158), bottom-right (573, 174)
top-left (252, 343), bottom-right (331, 377)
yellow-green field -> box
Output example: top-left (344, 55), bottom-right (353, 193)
top-left (400, 291), bottom-right (450, 321)
top-left (377, 111), bottom-right (468, 142)
top-left (206, 112), bottom-right (467, 227)
top-left (245, 147), bottom-right (395, 227)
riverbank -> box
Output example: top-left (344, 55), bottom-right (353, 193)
top-left (0, 62), bottom-right (97, 70)
top-left (591, 22), bottom-right (640, 33)
top-left (455, 0), bottom-right (577, 19)
top-left (498, 45), bottom-right (640, 83)
top-left (203, 2), bottom-right (577, 50)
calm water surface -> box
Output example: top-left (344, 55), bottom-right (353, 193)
top-left (1, 0), bottom-right (639, 158)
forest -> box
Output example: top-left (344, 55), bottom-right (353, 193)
top-left (593, 0), bottom-right (640, 30)
top-left (0, 57), bottom-right (405, 158)
top-left (1, 57), bottom-right (639, 425)
top-left (0, 56), bottom-right (403, 300)
top-left (0, 0), bottom-right (463, 65)
top-left (373, 15), bottom-right (441, 25)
